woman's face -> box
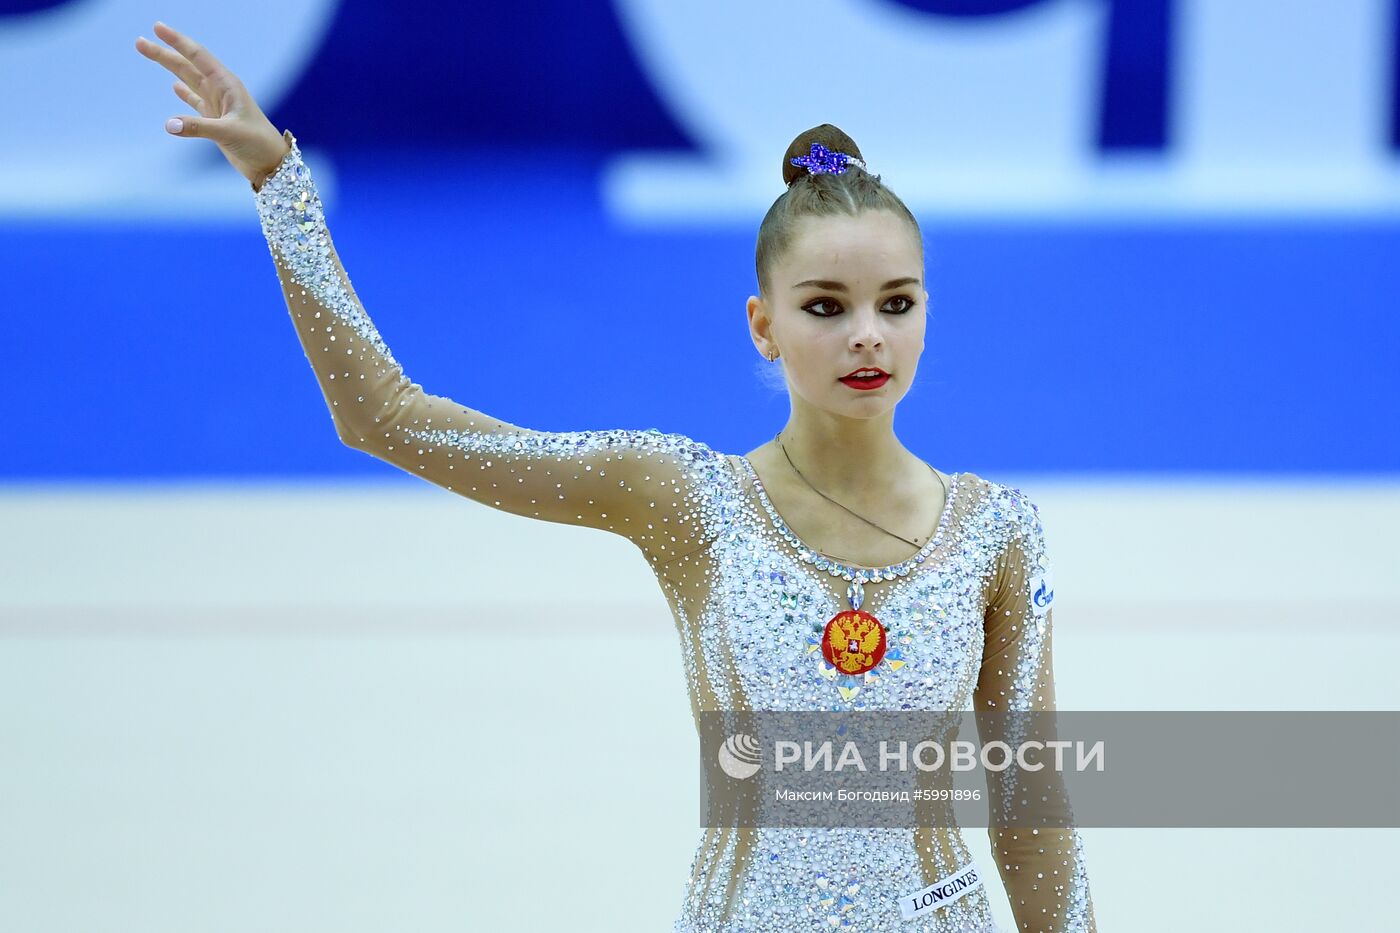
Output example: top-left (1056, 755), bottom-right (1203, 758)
top-left (749, 209), bottom-right (927, 419)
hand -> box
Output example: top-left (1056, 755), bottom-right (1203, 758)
top-left (135, 21), bottom-right (292, 189)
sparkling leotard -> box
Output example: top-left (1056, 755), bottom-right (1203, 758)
top-left (252, 131), bottom-right (1096, 932)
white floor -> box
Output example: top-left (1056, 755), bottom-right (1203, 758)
top-left (1, 477), bottom-right (1397, 932)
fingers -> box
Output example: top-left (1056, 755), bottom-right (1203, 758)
top-left (173, 80), bottom-right (206, 116)
top-left (151, 21), bottom-right (231, 83)
top-left (135, 34), bottom-right (204, 95)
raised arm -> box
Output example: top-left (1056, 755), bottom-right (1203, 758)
top-left (251, 132), bottom-right (732, 567)
top-left (973, 490), bottom-right (1096, 932)
top-left (135, 22), bottom-right (731, 569)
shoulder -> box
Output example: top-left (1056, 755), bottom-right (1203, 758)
top-left (614, 428), bottom-right (731, 470)
top-left (565, 428), bottom-right (738, 506)
top-left (956, 471), bottom-right (1047, 545)
top-left (613, 431), bottom-right (742, 552)
top-left (969, 478), bottom-right (1056, 615)
top-left (626, 431), bottom-right (746, 507)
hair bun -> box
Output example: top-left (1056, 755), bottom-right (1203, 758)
top-left (782, 123), bottom-right (864, 187)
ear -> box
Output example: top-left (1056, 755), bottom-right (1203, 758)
top-left (746, 294), bottom-right (765, 332)
top-left (747, 294), bottom-right (775, 356)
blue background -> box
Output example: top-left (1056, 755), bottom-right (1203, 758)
top-left (5, 0), bottom-right (1398, 478)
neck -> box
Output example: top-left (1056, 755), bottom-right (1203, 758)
top-left (774, 410), bottom-right (913, 500)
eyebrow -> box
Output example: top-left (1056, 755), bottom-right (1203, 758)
top-left (792, 277), bottom-right (922, 291)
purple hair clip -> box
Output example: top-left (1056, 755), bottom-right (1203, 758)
top-left (790, 142), bottom-right (868, 177)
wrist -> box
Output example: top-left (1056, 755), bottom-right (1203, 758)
top-left (249, 130), bottom-right (294, 192)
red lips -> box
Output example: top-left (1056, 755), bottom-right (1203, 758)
top-left (839, 371), bottom-right (890, 390)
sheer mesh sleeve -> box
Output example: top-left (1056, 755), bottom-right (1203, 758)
top-left (251, 130), bottom-right (731, 568)
top-left (974, 488), bottom-right (1096, 932)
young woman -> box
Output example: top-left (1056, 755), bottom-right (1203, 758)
top-left (137, 21), bottom-right (1096, 932)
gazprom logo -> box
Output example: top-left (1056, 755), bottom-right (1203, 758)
top-left (606, 0), bottom-right (1400, 220)
top-left (1030, 568), bottom-right (1055, 617)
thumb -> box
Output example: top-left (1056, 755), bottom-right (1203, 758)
top-left (165, 115), bottom-right (207, 137)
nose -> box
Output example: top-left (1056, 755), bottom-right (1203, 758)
top-left (847, 305), bottom-right (885, 352)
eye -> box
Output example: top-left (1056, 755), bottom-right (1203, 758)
top-left (802, 298), bottom-right (842, 317)
top-left (801, 294), bottom-right (918, 317)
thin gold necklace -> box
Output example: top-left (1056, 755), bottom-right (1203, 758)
top-left (774, 431), bottom-right (948, 559)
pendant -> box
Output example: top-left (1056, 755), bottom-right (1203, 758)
top-left (801, 577), bottom-right (911, 704)
top-left (820, 579), bottom-right (886, 676)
